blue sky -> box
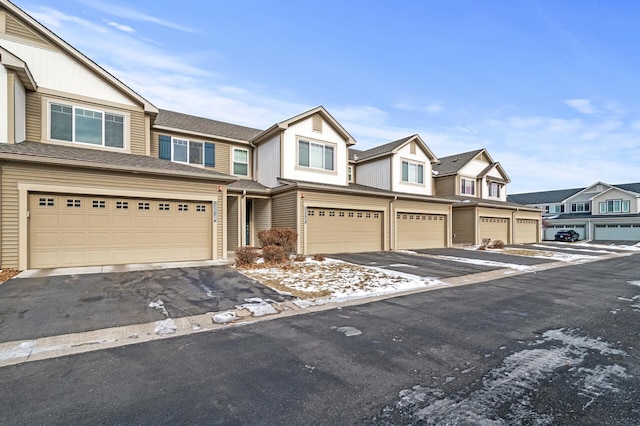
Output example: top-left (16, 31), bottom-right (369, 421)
top-left (15, 0), bottom-right (640, 193)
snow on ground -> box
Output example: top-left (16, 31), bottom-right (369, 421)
top-left (572, 241), bottom-right (640, 251)
top-left (240, 258), bottom-right (446, 305)
top-left (235, 298), bottom-right (279, 317)
top-left (532, 244), bottom-right (617, 254)
top-left (462, 246), bottom-right (599, 263)
top-left (400, 250), bottom-right (533, 271)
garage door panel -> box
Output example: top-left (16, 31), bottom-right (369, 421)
top-left (307, 208), bottom-right (382, 254)
top-left (515, 219), bottom-right (538, 244)
top-left (29, 193), bottom-right (212, 268)
top-left (479, 217), bottom-right (509, 242)
top-left (397, 213), bottom-right (446, 249)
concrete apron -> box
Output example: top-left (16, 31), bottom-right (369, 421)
top-left (0, 252), bottom-right (627, 368)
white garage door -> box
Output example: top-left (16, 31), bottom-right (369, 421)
top-left (29, 193), bottom-right (212, 268)
top-left (594, 224), bottom-right (640, 241)
top-left (479, 217), bottom-right (510, 242)
top-left (306, 208), bottom-right (383, 254)
top-left (397, 213), bottom-right (446, 249)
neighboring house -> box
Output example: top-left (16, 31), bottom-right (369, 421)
top-left (0, 0), bottom-right (541, 270)
top-left (0, 1), bottom-right (234, 269)
top-left (509, 182), bottom-right (640, 241)
top-left (431, 149), bottom-right (542, 245)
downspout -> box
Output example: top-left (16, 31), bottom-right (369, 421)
top-left (390, 195), bottom-right (397, 250)
top-left (512, 207), bottom-right (519, 245)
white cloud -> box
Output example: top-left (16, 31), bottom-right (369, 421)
top-left (105, 20), bottom-right (135, 33)
top-left (393, 101), bottom-right (444, 114)
top-left (564, 98), bottom-right (596, 115)
top-left (27, 7), bottom-right (107, 33)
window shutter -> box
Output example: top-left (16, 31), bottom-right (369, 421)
top-left (159, 135), bottom-right (171, 160)
top-left (204, 143), bottom-right (215, 167)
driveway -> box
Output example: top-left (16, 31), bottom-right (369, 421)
top-left (0, 266), bottom-right (288, 342)
top-left (330, 250), bottom-right (503, 278)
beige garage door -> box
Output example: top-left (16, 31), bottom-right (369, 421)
top-left (306, 208), bottom-right (383, 254)
top-left (514, 219), bottom-right (538, 243)
top-left (479, 217), bottom-right (509, 243)
top-left (397, 213), bottom-right (446, 249)
top-left (29, 193), bottom-right (212, 268)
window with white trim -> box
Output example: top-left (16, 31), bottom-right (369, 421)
top-left (298, 140), bottom-right (334, 171)
top-left (461, 178), bottom-right (475, 195)
top-left (599, 199), bottom-right (630, 213)
top-left (547, 204), bottom-right (563, 214)
top-left (171, 138), bottom-right (205, 165)
top-left (347, 166), bottom-right (353, 182)
top-left (233, 148), bottom-right (249, 176)
top-left (401, 161), bottom-right (424, 184)
top-left (571, 202), bottom-right (591, 212)
top-left (488, 182), bottom-right (501, 197)
top-left (50, 103), bottom-right (124, 148)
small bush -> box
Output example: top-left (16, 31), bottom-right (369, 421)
top-left (258, 228), bottom-right (298, 255)
top-left (262, 245), bottom-right (287, 264)
top-left (312, 253), bottom-right (325, 262)
top-left (491, 240), bottom-right (505, 249)
top-left (293, 254), bottom-right (307, 262)
top-left (235, 246), bottom-right (259, 267)
top-left (477, 245), bottom-right (487, 251)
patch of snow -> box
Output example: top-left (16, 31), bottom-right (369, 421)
top-left (572, 241), bottom-right (640, 251)
top-left (532, 244), bottom-right (615, 254)
top-left (335, 326), bottom-right (362, 337)
top-left (387, 263), bottom-right (418, 268)
top-left (628, 281), bottom-right (640, 287)
top-left (236, 298), bottom-right (278, 317)
top-left (212, 311), bottom-right (237, 324)
top-left (148, 299), bottom-right (169, 317)
top-left (0, 341), bottom-right (35, 361)
top-left (403, 251), bottom-right (533, 271)
top-left (372, 328), bottom-right (629, 425)
top-left (154, 318), bottom-right (177, 335)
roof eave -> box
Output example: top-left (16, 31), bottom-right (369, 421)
top-left (152, 125), bottom-right (252, 145)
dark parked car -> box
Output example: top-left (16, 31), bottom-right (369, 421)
top-left (554, 230), bottom-right (580, 242)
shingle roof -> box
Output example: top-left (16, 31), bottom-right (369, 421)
top-left (0, 141), bottom-right (234, 180)
top-left (228, 179), bottom-right (270, 192)
top-left (351, 136), bottom-right (414, 161)
top-left (155, 109), bottom-right (263, 141)
top-left (614, 182), bottom-right (640, 194)
top-left (349, 149), bottom-right (363, 161)
top-left (507, 187), bottom-right (585, 205)
top-left (432, 149), bottom-right (484, 175)
top-left (443, 195), bottom-right (541, 211)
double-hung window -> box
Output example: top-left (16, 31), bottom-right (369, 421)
top-left (298, 140), bottom-right (334, 171)
top-left (172, 138), bottom-right (205, 165)
top-left (461, 178), bottom-right (475, 195)
top-left (50, 103), bottom-right (125, 148)
top-left (488, 182), bottom-right (501, 197)
top-left (401, 161), bottom-right (424, 184)
top-left (600, 199), bottom-right (630, 213)
top-left (233, 148), bottom-right (249, 176)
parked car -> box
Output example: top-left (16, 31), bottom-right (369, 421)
top-left (554, 230), bottom-right (579, 242)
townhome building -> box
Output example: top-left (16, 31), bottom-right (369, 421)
top-left (431, 149), bottom-right (542, 245)
top-left (509, 182), bottom-right (640, 241)
top-left (0, 0), bottom-right (540, 270)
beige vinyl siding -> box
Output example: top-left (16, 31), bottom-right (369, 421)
top-left (300, 191), bottom-right (390, 254)
top-left (271, 190), bottom-right (298, 231)
top-left (4, 14), bottom-right (54, 48)
top-left (25, 92), bottom-right (42, 141)
top-left (252, 198), bottom-right (271, 247)
top-left (452, 206), bottom-right (475, 245)
top-left (0, 162), bottom-right (223, 268)
top-left (129, 110), bottom-right (147, 155)
top-left (434, 175), bottom-right (456, 196)
top-left (226, 196), bottom-right (239, 251)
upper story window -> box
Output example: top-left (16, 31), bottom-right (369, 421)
top-left (233, 147), bottom-right (249, 176)
top-left (50, 103), bottom-right (124, 148)
top-left (461, 178), bottom-right (475, 195)
top-left (599, 199), bottom-right (630, 213)
top-left (298, 140), bottom-right (334, 171)
top-left (401, 161), bottom-right (424, 184)
top-left (347, 166), bottom-right (353, 183)
top-left (488, 182), bottom-right (501, 197)
top-left (571, 202), bottom-right (591, 213)
top-left (547, 204), bottom-right (563, 214)
top-left (158, 135), bottom-right (215, 167)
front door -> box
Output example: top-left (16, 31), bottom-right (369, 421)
top-left (245, 199), bottom-right (253, 246)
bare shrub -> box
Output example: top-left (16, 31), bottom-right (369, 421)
top-left (293, 254), bottom-right (307, 262)
top-left (491, 239), bottom-right (506, 249)
top-left (312, 253), bottom-right (325, 261)
top-left (235, 246), bottom-right (259, 267)
top-left (262, 245), bottom-right (287, 264)
top-left (257, 228), bottom-right (298, 255)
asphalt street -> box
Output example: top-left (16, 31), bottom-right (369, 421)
top-left (2, 254), bottom-right (640, 425)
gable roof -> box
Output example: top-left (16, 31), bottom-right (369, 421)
top-left (432, 149), bottom-right (484, 176)
top-left (154, 109), bottom-right (263, 143)
top-left (0, 141), bottom-right (234, 181)
top-left (350, 134), bottom-right (438, 163)
top-left (1, 0), bottom-right (156, 113)
top-left (251, 106), bottom-right (356, 146)
top-left (0, 45), bottom-right (36, 90)
top-left (507, 187), bottom-right (585, 205)
top-left (443, 195), bottom-right (541, 212)
top-left (615, 182), bottom-right (640, 194)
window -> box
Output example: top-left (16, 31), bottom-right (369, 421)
top-left (66, 199), bottom-right (81, 208)
top-left (571, 202), bottom-right (591, 213)
top-left (347, 166), bottom-right (353, 182)
top-left (115, 201), bottom-right (129, 209)
top-left (547, 205), bottom-right (563, 214)
top-left (39, 197), bottom-right (54, 207)
top-left (171, 138), bottom-right (206, 166)
top-left (92, 200), bottom-right (106, 209)
top-left (401, 161), bottom-right (424, 184)
top-left (298, 140), bottom-right (334, 171)
top-left (461, 178), bottom-right (475, 195)
top-left (178, 204), bottom-right (189, 211)
top-left (233, 148), bottom-right (249, 176)
top-left (600, 199), bottom-right (630, 213)
top-left (159, 203), bottom-right (170, 211)
top-left (488, 182), bottom-right (501, 198)
top-left (196, 205), bottom-right (207, 212)
top-left (138, 202), bottom-right (150, 210)
top-left (50, 103), bottom-right (124, 148)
